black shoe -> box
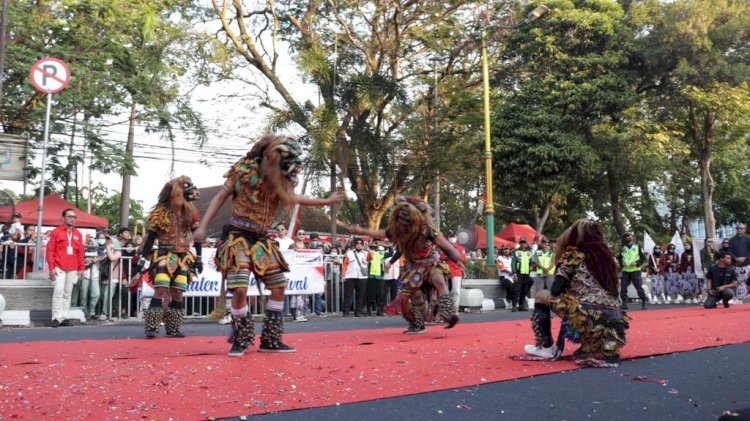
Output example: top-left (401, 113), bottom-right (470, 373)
top-left (511, 305), bottom-right (518, 312)
top-left (641, 301), bottom-right (647, 310)
top-left (51, 320), bottom-right (60, 328)
top-left (167, 331), bottom-right (186, 338)
top-left (145, 330), bottom-right (157, 339)
top-left (228, 341), bottom-right (249, 357)
top-left (258, 342), bottom-right (296, 353)
top-left (723, 299), bottom-right (730, 308)
top-left (60, 319), bottom-right (71, 326)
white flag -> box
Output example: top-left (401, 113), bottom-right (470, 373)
top-left (643, 232), bottom-right (656, 255)
top-left (670, 230), bottom-right (685, 256)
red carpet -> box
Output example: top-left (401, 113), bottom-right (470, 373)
top-left (1, 306), bottom-right (748, 419)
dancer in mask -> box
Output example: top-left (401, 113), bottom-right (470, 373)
top-left (523, 219), bottom-right (629, 367)
top-left (137, 176), bottom-right (202, 338)
top-left (349, 196), bottom-right (465, 334)
top-left (194, 135), bottom-right (342, 356)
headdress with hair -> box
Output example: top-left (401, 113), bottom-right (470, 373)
top-left (554, 219), bottom-right (619, 297)
top-left (386, 196), bottom-right (436, 262)
top-left (149, 175), bottom-right (199, 232)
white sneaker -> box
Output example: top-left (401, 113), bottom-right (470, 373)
top-left (295, 316), bottom-right (308, 322)
top-left (218, 314), bottom-right (232, 325)
top-left (665, 297), bottom-right (672, 304)
top-left (523, 344), bottom-right (556, 359)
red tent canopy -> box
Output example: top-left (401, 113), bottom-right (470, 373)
top-left (470, 224), bottom-right (516, 250)
top-left (496, 222), bottom-right (542, 244)
top-left (0, 194), bottom-right (109, 229)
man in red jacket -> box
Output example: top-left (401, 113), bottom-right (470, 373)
top-left (47, 208), bottom-right (85, 327)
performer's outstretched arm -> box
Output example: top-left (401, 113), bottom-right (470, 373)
top-left (348, 225), bottom-right (386, 239)
top-left (193, 188), bottom-right (232, 242)
top-left (294, 192), bottom-right (343, 207)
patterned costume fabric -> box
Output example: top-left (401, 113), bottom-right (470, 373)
top-left (146, 205), bottom-right (200, 290)
top-left (216, 157), bottom-right (291, 290)
top-left (679, 252), bottom-right (699, 300)
top-left (392, 224), bottom-right (451, 296)
top-left (215, 231), bottom-right (289, 290)
top-left (223, 157), bottom-right (279, 233)
top-left (550, 248), bottom-right (630, 362)
top-left (148, 205), bottom-right (200, 253)
top-left (736, 266), bottom-right (749, 299)
top-left (659, 253), bottom-right (681, 301)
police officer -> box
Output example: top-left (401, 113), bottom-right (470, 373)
top-left (512, 237), bottom-right (533, 311)
top-left (532, 238), bottom-right (555, 293)
top-left (618, 232), bottom-right (647, 310)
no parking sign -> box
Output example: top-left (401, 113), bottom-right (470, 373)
top-left (28, 57), bottom-right (71, 267)
top-left (29, 57), bottom-right (70, 93)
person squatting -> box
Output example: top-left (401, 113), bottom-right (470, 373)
top-left (194, 135), bottom-right (341, 357)
top-left (523, 219), bottom-right (630, 368)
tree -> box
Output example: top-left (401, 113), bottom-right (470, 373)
top-left (80, 184), bottom-right (145, 229)
top-left (632, 0), bottom-right (750, 238)
top-left (210, 0), bottom-right (497, 228)
top-left (493, 0), bottom-right (640, 239)
top-left (1, 1), bottom-right (217, 225)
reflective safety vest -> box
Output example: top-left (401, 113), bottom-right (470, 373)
top-left (535, 250), bottom-right (555, 275)
top-left (621, 244), bottom-right (641, 273)
top-left (369, 251), bottom-right (384, 277)
top-left (514, 249), bottom-right (532, 275)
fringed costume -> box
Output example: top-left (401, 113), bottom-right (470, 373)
top-left (196, 135), bottom-right (320, 357)
top-left (529, 248), bottom-right (630, 367)
top-left (139, 176), bottom-right (202, 339)
top-left (385, 196), bottom-right (461, 334)
top-left (524, 220), bottom-right (629, 367)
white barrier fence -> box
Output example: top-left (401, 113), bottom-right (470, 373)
top-left (142, 249), bottom-right (326, 297)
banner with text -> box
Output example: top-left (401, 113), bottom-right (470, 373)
top-left (141, 248), bottom-right (325, 297)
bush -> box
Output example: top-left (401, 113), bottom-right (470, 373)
top-left (464, 259), bottom-right (498, 279)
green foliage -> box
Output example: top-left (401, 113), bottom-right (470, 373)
top-left (2, 0), bottom-right (219, 219)
top-left (79, 184), bottom-right (145, 230)
top-left (463, 259), bottom-right (498, 279)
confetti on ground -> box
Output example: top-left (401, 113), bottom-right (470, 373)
top-left (0, 305), bottom-right (747, 419)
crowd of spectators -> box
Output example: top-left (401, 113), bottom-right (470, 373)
top-left (5, 214), bottom-right (747, 323)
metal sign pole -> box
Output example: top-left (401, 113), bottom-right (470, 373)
top-left (34, 91), bottom-right (52, 270)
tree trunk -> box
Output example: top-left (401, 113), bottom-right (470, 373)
top-left (689, 107), bottom-right (716, 238)
top-left (700, 151), bottom-right (716, 238)
top-left (120, 101), bottom-right (137, 228)
top-left (533, 197), bottom-right (552, 243)
top-left (606, 165), bottom-right (626, 239)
